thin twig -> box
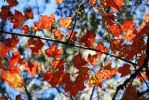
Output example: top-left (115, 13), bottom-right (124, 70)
top-left (90, 86), bottom-right (95, 100)
top-left (0, 30), bottom-right (138, 66)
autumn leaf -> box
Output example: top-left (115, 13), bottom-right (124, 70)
top-left (66, 30), bottom-right (77, 42)
top-left (28, 38), bottom-right (44, 54)
top-left (110, 39), bottom-right (122, 51)
top-left (40, 15), bottom-right (52, 30)
top-left (87, 54), bottom-right (98, 65)
top-left (52, 59), bottom-right (64, 70)
top-left (118, 64), bottom-right (131, 77)
top-left (0, 6), bottom-right (12, 21)
top-left (122, 84), bottom-right (145, 100)
top-left (73, 54), bottom-right (87, 69)
top-left (43, 71), bottom-right (70, 87)
top-left (59, 17), bottom-right (72, 29)
top-left (101, 0), bottom-right (123, 12)
top-left (89, 67), bottom-right (117, 86)
top-left (8, 65), bottom-right (21, 74)
top-left (0, 44), bottom-right (10, 57)
top-left (121, 19), bottom-right (136, 31)
top-left (55, 0), bottom-right (63, 4)
top-left (1, 70), bottom-right (24, 88)
top-left (80, 30), bottom-right (96, 47)
top-left (7, 0), bottom-right (18, 7)
top-left (24, 9), bottom-right (33, 20)
top-left (0, 59), bottom-right (5, 67)
top-left (144, 14), bottom-right (149, 22)
top-left (123, 29), bottom-right (136, 41)
top-left (89, 0), bottom-right (96, 6)
top-left (38, 14), bottom-right (55, 30)
top-left (52, 29), bottom-right (63, 40)
top-left (108, 24), bottom-right (122, 37)
top-left (5, 35), bottom-right (19, 50)
top-left (9, 51), bottom-right (23, 68)
top-left (96, 43), bottom-right (108, 56)
top-left (138, 73), bottom-right (147, 83)
top-left (10, 10), bottom-right (24, 28)
top-left (24, 61), bottom-right (40, 77)
top-left (22, 25), bottom-right (29, 34)
top-left (45, 44), bottom-right (62, 59)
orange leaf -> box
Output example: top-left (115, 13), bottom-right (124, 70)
top-left (73, 54), bottom-right (87, 69)
top-left (22, 25), bottom-right (29, 34)
top-left (96, 43), bottom-right (108, 56)
top-left (28, 38), bottom-right (44, 54)
top-left (118, 64), bottom-right (131, 77)
top-left (1, 70), bottom-right (24, 88)
top-left (24, 61), bottom-right (40, 77)
top-left (89, 0), bottom-right (96, 6)
top-left (45, 44), bottom-right (62, 59)
top-left (121, 19), bottom-right (136, 31)
top-left (79, 30), bottom-right (96, 47)
top-left (0, 44), bottom-right (10, 57)
top-left (144, 14), bottom-right (149, 22)
top-left (89, 67), bottom-right (117, 86)
top-left (52, 29), bottom-right (63, 40)
top-left (87, 54), bottom-right (98, 65)
top-left (123, 29), bottom-right (136, 41)
top-left (59, 17), bottom-right (72, 29)
top-left (9, 51), bottom-right (23, 68)
top-left (108, 24), bottom-right (122, 37)
top-left (55, 0), bottom-right (63, 4)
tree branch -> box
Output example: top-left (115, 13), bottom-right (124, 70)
top-left (0, 30), bottom-right (138, 66)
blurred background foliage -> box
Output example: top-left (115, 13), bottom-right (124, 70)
top-left (0, 0), bottom-right (149, 99)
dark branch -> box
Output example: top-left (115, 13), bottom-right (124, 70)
top-left (0, 30), bottom-right (138, 66)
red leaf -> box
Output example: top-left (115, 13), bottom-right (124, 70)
top-left (10, 10), bottom-right (24, 28)
top-left (5, 35), bottom-right (19, 49)
top-left (24, 61), bottom-right (40, 77)
top-left (43, 71), bottom-right (70, 87)
top-left (0, 6), bottom-right (12, 21)
top-left (22, 25), bottom-right (29, 34)
top-left (79, 30), bottom-right (96, 47)
top-left (28, 38), bottom-right (44, 54)
top-left (87, 54), bottom-right (98, 65)
top-left (52, 59), bottom-right (64, 70)
top-left (45, 44), bottom-right (62, 59)
top-left (9, 51), bottom-right (23, 67)
top-left (24, 9), bottom-right (33, 20)
top-left (118, 64), bottom-right (131, 77)
top-left (0, 44), bottom-right (10, 57)
top-left (66, 30), bottom-right (77, 42)
top-left (73, 54), bottom-right (87, 69)
top-left (7, 0), bottom-right (18, 7)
